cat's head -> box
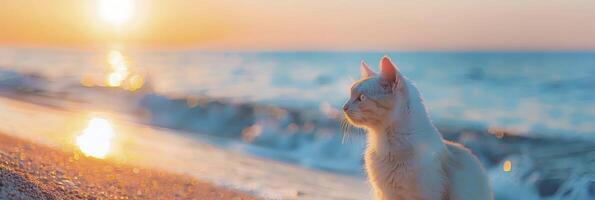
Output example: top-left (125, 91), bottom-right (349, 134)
top-left (342, 56), bottom-right (407, 130)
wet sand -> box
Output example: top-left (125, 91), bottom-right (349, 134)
top-left (0, 133), bottom-right (257, 200)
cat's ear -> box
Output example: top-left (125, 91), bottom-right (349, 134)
top-left (360, 60), bottom-right (376, 79)
top-left (379, 55), bottom-right (402, 88)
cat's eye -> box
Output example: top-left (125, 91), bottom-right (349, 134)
top-left (357, 94), bottom-right (366, 102)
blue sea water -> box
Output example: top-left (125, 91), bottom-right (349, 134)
top-left (3, 49), bottom-right (592, 136)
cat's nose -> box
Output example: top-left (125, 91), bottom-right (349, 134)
top-left (342, 104), bottom-right (349, 112)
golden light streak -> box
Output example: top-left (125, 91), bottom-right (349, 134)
top-left (106, 50), bottom-right (129, 87)
top-left (77, 49), bottom-right (145, 91)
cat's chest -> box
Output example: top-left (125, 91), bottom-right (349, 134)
top-left (365, 149), bottom-right (444, 200)
top-left (365, 150), bottom-right (422, 193)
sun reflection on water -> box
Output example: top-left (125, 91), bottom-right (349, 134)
top-left (76, 118), bottom-right (115, 159)
top-left (125, 74), bottom-right (145, 91)
top-left (106, 50), bottom-right (129, 87)
top-left (80, 49), bottom-right (144, 91)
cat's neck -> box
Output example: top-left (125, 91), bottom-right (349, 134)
top-left (378, 79), bottom-right (437, 133)
top-left (367, 80), bottom-right (444, 155)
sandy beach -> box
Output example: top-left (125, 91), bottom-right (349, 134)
top-left (0, 96), bottom-right (371, 200)
top-left (0, 133), bottom-right (257, 200)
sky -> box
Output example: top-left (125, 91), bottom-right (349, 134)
top-left (0, 0), bottom-right (594, 51)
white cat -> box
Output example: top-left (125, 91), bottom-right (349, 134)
top-left (342, 56), bottom-right (492, 200)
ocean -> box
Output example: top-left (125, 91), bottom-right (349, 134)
top-left (2, 49), bottom-right (593, 136)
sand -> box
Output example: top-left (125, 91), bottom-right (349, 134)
top-left (0, 96), bottom-right (371, 200)
top-left (0, 133), bottom-right (257, 200)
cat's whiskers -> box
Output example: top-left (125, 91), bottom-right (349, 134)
top-left (340, 118), bottom-right (350, 143)
top-left (340, 116), bottom-right (364, 144)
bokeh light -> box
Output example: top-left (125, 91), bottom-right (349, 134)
top-left (76, 117), bottom-right (115, 159)
top-left (503, 160), bottom-right (512, 172)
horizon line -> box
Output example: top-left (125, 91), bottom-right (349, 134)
top-left (2, 44), bottom-right (595, 53)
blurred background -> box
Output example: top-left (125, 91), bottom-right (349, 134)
top-left (0, 0), bottom-right (594, 199)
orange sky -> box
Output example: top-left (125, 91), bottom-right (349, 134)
top-left (1, 0), bottom-right (594, 51)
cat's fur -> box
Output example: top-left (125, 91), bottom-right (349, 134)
top-left (343, 56), bottom-right (492, 200)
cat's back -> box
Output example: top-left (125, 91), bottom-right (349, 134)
top-left (444, 141), bottom-right (493, 200)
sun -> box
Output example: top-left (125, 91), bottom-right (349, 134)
top-left (98, 0), bottom-right (135, 26)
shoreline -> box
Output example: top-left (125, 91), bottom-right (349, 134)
top-left (0, 96), bottom-right (371, 200)
top-left (0, 91), bottom-right (593, 199)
